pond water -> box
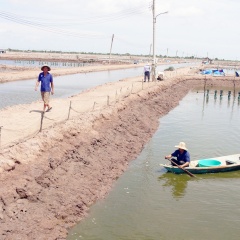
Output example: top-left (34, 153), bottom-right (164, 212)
top-left (0, 67), bottom-right (141, 109)
top-left (67, 87), bottom-right (240, 240)
top-left (0, 63), bottom-right (195, 109)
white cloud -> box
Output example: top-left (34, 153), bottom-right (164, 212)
top-left (0, 0), bottom-right (240, 59)
top-left (85, 0), bottom-right (149, 13)
top-left (5, 0), bottom-right (150, 16)
top-left (170, 6), bottom-right (203, 17)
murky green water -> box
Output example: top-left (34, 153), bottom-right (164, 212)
top-left (68, 88), bottom-right (240, 240)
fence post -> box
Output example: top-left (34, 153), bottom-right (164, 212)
top-left (0, 126), bottom-right (2, 148)
top-left (67, 101), bottom-right (72, 120)
top-left (40, 112), bottom-right (44, 132)
top-left (233, 80), bottom-right (236, 97)
top-left (92, 101), bottom-right (96, 111)
top-left (204, 79), bottom-right (207, 93)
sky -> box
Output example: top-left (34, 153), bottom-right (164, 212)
top-left (0, 0), bottom-right (239, 60)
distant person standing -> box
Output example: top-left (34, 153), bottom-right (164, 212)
top-left (143, 63), bottom-right (151, 82)
top-left (35, 65), bottom-right (54, 112)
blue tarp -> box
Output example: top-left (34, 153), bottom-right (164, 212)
top-left (201, 69), bottom-right (225, 76)
top-left (201, 70), bottom-right (212, 75)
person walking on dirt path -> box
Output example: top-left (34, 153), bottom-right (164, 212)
top-left (35, 65), bottom-right (54, 112)
top-left (165, 142), bottom-right (190, 168)
top-left (143, 63), bottom-right (151, 82)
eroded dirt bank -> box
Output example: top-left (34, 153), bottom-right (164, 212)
top-left (0, 77), bottom-right (239, 239)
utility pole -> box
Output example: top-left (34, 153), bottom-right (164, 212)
top-left (0, 126), bottom-right (2, 148)
top-left (109, 34), bottom-right (114, 64)
top-left (149, 44), bottom-right (152, 62)
top-left (152, 0), bottom-right (156, 81)
top-left (152, 1), bottom-right (168, 81)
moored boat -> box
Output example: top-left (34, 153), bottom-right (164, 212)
top-left (161, 154), bottom-right (240, 174)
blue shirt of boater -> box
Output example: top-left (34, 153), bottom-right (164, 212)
top-left (38, 72), bottom-right (53, 92)
top-left (171, 150), bottom-right (190, 163)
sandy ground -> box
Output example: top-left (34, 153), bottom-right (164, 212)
top-left (0, 56), bottom-right (239, 239)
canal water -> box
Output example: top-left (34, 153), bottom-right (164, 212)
top-left (67, 88), bottom-right (240, 240)
top-left (0, 67), bottom-right (141, 109)
top-left (0, 63), bottom-right (195, 109)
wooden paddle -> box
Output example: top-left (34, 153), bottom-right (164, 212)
top-left (166, 158), bottom-right (196, 178)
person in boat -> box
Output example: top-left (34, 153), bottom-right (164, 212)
top-left (165, 142), bottom-right (190, 168)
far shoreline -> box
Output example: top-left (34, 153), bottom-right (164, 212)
top-left (0, 51), bottom-right (186, 83)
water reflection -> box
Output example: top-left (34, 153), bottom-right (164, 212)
top-left (201, 88), bottom-right (240, 111)
top-left (198, 171), bottom-right (240, 179)
top-left (158, 173), bottom-right (190, 199)
top-left (158, 169), bottom-right (240, 200)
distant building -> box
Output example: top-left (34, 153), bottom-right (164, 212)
top-left (202, 57), bottom-right (212, 64)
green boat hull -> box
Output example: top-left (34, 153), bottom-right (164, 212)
top-left (162, 154), bottom-right (240, 174)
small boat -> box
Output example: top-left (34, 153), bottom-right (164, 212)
top-left (161, 154), bottom-right (240, 174)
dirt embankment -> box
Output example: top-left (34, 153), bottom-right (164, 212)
top-left (0, 74), bottom-right (239, 239)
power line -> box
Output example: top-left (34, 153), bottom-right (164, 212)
top-left (0, 1), bottom-right (151, 31)
top-left (0, 11), bottom-right (109, 39)
top-left (0, 1), bottom-right (152, 47)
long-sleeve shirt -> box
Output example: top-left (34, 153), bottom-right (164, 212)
top-left (143, 65), bottom-right (151, 73)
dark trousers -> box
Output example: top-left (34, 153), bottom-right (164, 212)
top-left (171, 158), bottom-right (185, 166)
top-left (144, 71), bottom-right (150, 81)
